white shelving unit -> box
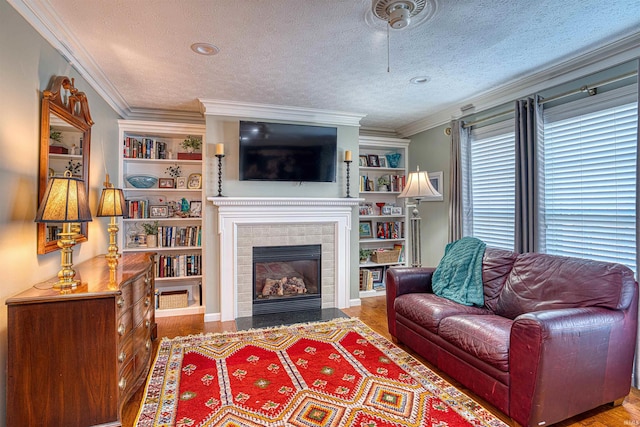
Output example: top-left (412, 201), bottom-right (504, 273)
top-left (358, 135), bottom-right (410, 298)
top-left (117, 120), bottom-right (206, 317)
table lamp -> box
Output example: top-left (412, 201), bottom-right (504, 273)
top-left (96, 174), bottom-right (126, 269)
top-left (398, 166), bottom-right (441, 267)
top-left (35, 170), bottom-right (93, 289)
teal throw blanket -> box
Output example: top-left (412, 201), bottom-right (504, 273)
top-left (432, 237), bottom-right (486, 307)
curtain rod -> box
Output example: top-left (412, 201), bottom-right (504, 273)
top-left (462, 109), bottom-right (514, 129)
top-left (538, 70), bottom-right (637, 105)
top-left (461, 70), bottom-right (638, 128)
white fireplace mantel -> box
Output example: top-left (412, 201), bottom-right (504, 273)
top-left (207, 197), bottom-right (361, 321)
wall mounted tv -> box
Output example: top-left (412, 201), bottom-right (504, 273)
top-left (239, 121), bottom-right (337, 182)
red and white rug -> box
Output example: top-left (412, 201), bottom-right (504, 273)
top-left (134, 317), bottom-right (507, 427)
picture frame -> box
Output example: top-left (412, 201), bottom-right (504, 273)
top-left (176, 176), bottom-right (187, 189)
top-left (359, 155), bottom-right (368, 167)
top-left (188, 173), bottom-right (202, 189)
top-left (149, 205), bottom-right (169, 218)
top-left (158, 177), bottom-right (175, 189)
top-left (189, 200), bottom-right (202, 217)
top-left (390, 206), bottom-right (403, 215)
top-left (381, 205), bottom-right (392, 215)
top-left (378, 157), bottom-right (387, 168)
top-left (367, 154), bottom-right (380, 167)
top-left (359, 221), bottom-right (373, 238)
top-left (370, 267), bottom-right (384, 284)
top-left (426, 171), bottom-right (444, 201)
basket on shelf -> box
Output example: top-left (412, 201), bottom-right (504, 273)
top-left (158, 290), bottom-right (188, 309)
top-left (370, 249), bottom-right (400, 264)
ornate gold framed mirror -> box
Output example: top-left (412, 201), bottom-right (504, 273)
top-left (37, 76), bottom-right (93, 254)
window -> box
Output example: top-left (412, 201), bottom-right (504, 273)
top-left (464, 120), bottom-right (516, 250)
top-left (542, 85), bottom-right (637, 272)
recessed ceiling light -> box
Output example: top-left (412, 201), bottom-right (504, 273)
top-left (410, 76), bottom-right (431, 85)
top-left (190, 42), bottom-right (219, 56)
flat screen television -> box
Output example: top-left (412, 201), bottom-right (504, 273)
top-left (239, 121), bottom-right (337, 182)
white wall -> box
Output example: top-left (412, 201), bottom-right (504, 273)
top-left (0, 1), bottom-right (120, 424)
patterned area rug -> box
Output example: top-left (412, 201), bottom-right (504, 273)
top-left (134, 318), bottom-right (508, 427)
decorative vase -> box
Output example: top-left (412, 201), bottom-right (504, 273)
top-left (186, 146), bottom-right (194, 153)
top-left (146, 234), bottom-right (157, 248)
top-left (386, 152), bottom-right (402, 168)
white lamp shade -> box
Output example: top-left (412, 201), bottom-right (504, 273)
top-left (398, 168), bottom-right (441, 201)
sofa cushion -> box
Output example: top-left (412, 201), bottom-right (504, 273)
top-left (438, 315), bottom-right (512, 372)
top-left (482, 247), bottom-right (518, 313)
top-left (395, 293), bottom-right (491, 334)
top-left (495, 252), bottom-right (636, 319)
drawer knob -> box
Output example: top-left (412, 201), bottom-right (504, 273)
top-left (118, 324), bottom-right (126, 336)
top-left (145, 319), bottom-right (151, 329)
top-left (117, 297), bottom-right (125, 308)
top-left (119, 377), bottom-right (127, 390)
top-left (145, 339), bottom-right (151, 351)
top-left (118, 351), bottom-right (127, 363)
top-left (145, 297), bottom-right (150, 307)
top-left (145, 277), bottom-right (149, 285)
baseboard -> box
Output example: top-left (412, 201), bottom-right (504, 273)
top-left (204, 312), bottom-right (221, 322)
top-left (350, 298), bottom-right (362, 306)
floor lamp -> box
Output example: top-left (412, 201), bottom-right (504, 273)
top-left (398, 167), bottom-right (441, 267)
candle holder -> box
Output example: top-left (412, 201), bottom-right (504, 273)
top-left (344, 160), bottom-right (353, 198)
top-left (215, 154), bottom-right (225, 197)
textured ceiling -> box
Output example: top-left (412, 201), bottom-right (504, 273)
top-left (19, 0), bottom-right (640, 132)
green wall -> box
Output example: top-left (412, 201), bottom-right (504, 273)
top-left (203, 117), bottom-right (362, 315)
top-left (0, 1), bottom-right (120, 424)
top-left (406, 124), bottom-right (451, 267)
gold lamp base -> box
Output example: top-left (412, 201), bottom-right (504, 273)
top-left (54, 223), bottom-right (80, 290)
top-left (105, 216), bottom-right (121, 270)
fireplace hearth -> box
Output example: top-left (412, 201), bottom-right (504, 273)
top-left (253, 244), bottom-right (321, 315)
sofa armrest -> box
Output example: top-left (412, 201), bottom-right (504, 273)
top-left (385, 267), bottom-right (435, 338)
top-left (509, 305), bottom-right (637, 427)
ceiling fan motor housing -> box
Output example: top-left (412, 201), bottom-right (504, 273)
top-left (372, 0), bottom-right (426, 29)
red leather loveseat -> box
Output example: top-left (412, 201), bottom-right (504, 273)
top-left (386, 247), bottom-right (638, 426)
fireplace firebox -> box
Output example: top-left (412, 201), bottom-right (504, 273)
top-left (253, 244), bottom-right (321, 315)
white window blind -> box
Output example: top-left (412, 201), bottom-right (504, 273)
top-left (542, 84), bottom-right (637, 273)
top-left (466, 120), bottom-right (515, 250)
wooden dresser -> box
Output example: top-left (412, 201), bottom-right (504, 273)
top-left (6, 253), bottom-right (157, 427)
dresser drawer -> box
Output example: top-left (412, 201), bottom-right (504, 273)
top-left (118, 358), bottom-right (136, 399)
top-left (132, 273), bottom-right (151, 304)
top-left (133, 293), bottom-right (152, 326)
top-left (117, 334), bottom-right (134, 372)
top-left (117, 308), bottom-right (133, 342)
top-left (116, 282), bottom-right (133, 315)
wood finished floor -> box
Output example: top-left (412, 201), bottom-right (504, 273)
top-left (123, 296), bottom-right (640, 426)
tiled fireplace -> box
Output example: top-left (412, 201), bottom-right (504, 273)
top-left (208, 197), bottom-right (360, 321)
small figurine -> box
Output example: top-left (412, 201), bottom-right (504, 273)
top-left (181, 198), bottom-right (190, 213)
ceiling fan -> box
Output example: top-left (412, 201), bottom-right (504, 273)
top-left (371, 0), bottom-right (429, 29)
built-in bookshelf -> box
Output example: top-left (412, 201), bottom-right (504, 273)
top-left (358, 135), bottom-right (410, 298)
top-left (117, 120), bottom-right (206, 317)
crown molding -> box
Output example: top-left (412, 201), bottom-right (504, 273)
top-left (9, 0), bottom-right (130, 117)
top-left (126, 108), bottom-right (205, 124)
top-left (117, 119), bottom-right (206, 135)
top-left (397, 31), bottom-right (640, 137)
top-left (199, 99), bottom-right (366, 127)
